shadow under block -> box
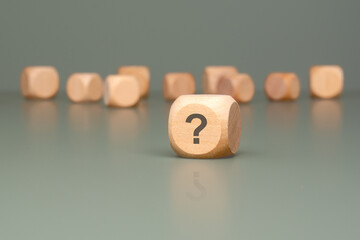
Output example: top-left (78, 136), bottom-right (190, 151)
top-left (20, 66), bottom-right (59, 99)
top-left (217, 74), bottom-right (255, 103)
top-left (309, 65), bottom-right (344, 99)
top-left (66, 73), bottom-right (103, 103)
top-left (168, 95), bottom-right (241, 159)
top-left (202, 66), bottom-right (238, 94)
top-left (163, 72), bottom-right (196, 101)
top-left (264, 72), bottom-right (300, 101)
top-left (117, 66), bottom-right (150, 98)
top-left (104, 75), bottom-right (140, 108)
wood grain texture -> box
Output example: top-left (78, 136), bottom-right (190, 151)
top-left (20, 66), bottom-right (59, 99)
top-left (264, 72), bottom-right (300, 101)
top-left (168, 94), bottom-right (241, 159)
top-left (117, 66), bottom-right (150, 98)
top-left (103, 75), bottom-right (140, 108)
top-left (309, 65), bottom-right (344, 99)
top-left (202, 66), bottom-right (238, 94)
top-left (163, 72), bottom-right (196, 101)
top-left (66, 73), bottom-right (103, 103)
top-left (217, 74), bottom-right (255, 103)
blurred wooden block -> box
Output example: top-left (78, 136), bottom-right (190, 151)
top-left (202, 66), bottom-right (238, 94)
top-left (310, 65), bottom-right (344, 99)
top-left (117, 66), bottom-right (150, 98)
top-left (264, 72), bottom-right (300, 101)
top-left (217, 74), bottom-right (255, 103)
top-left (20, 66), bottom-right (59, 99)
top-left (104, 75), bottom-right (140, 107)
top-left (66, 73), bottom-right (103, 103)
top-left (168, 95), bottom-right (241, 158)
top-left (163, 72), bottom-right (196, 101)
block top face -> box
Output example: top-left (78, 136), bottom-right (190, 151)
top-left (310, 65), bottom-right (344, 98)
top-left (21, 66), bottom-right (59, 99)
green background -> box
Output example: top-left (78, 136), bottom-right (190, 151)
top-left (1, 0), bottom-right (359, 92)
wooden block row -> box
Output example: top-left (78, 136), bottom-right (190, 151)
top-left (20, 65), bottom-right (150, 107)
top-left (20, 65), bottom-right (344, 105)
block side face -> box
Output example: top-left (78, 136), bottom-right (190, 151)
top-left (87, 74), bottom-right (103, 101)
top-left (20, 68), bottom-right (30, 97)
top-left (202, 66), bottom-right (238, 94)
top-left (227, 102), bottom-right (241, 154)
top-left (103, 78), bottom-right (111, 106)
top-left (163, 74), bottom-right (174, 100)
top-left (288, 74), bottom-right (301, 99)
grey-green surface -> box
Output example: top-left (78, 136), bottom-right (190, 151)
top-left (1, 0), bottom-right (360, 91)
top-left (0, 91), bottom-right (359, 239)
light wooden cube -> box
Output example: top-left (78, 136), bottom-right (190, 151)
top-left (217, 73), bottom-right (255, 103)
top-left (66, 73), bottom-right (103, 103)
top-left (20, 66), bottom-right (59, 99)
top-left (264, 72), bottom-right (300, 101)
top-left (117, 66), bottom-right (150, 98)
top-left (309, 65), bottom-right (344, 99)
top-left (168, 95), bottom-right (241, 159)
top-left (163, 72), bottom-right (196, 101)
top-left (103, 75), bottom-right (140, 108)
top-left (202, 66), bottom-right (238, 94)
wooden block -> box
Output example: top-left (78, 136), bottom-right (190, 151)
top-left (163, 72), bottom-right (196, 101)
top-left (103, 75), bottom-right (140, 107)
top-left (264, 72), bottom-right (300, 101)
top-left (202, 66), bottom-right (238, 94)
top-left (168, 95), bottom-right (241, 158)
top-left (20, 66), bottom-right (59, 99)
top-left (117, 66), bottom-right (150, 98)
top-left (217, 74), bottom-right (255, 103)
top-left (309, 65), bottom-right (344, 99)
top-left (66, 73), bottom-right (103, 103)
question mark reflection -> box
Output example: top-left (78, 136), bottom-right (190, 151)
top-left (186, 172), bottom-right (207, 200)
top-left (186, 114), bottom-right (207, 144)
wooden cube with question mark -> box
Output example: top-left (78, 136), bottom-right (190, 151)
top-left (168, 95), bottom-right (241, 159)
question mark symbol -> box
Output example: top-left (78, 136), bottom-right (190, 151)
top-left (186, 114), bottom-right (207, 144)
top-left (186, 172), bottom-right (207, 200)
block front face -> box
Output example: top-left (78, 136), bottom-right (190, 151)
top-left (20, 66), bottom-right (59, 99)
top-left (169, 95), bottom-right (241, 158)
top-left (118, 66), bottom-right (150, 98)
top-left (104, 75), bottom-right (140, 108)
top-left (310, 65), bottom-right (343, 99)
top-left (171, 104), bottom-right (221, 155)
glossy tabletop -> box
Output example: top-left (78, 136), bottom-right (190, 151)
top-left (0, 91), bottom-right (359, 240)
